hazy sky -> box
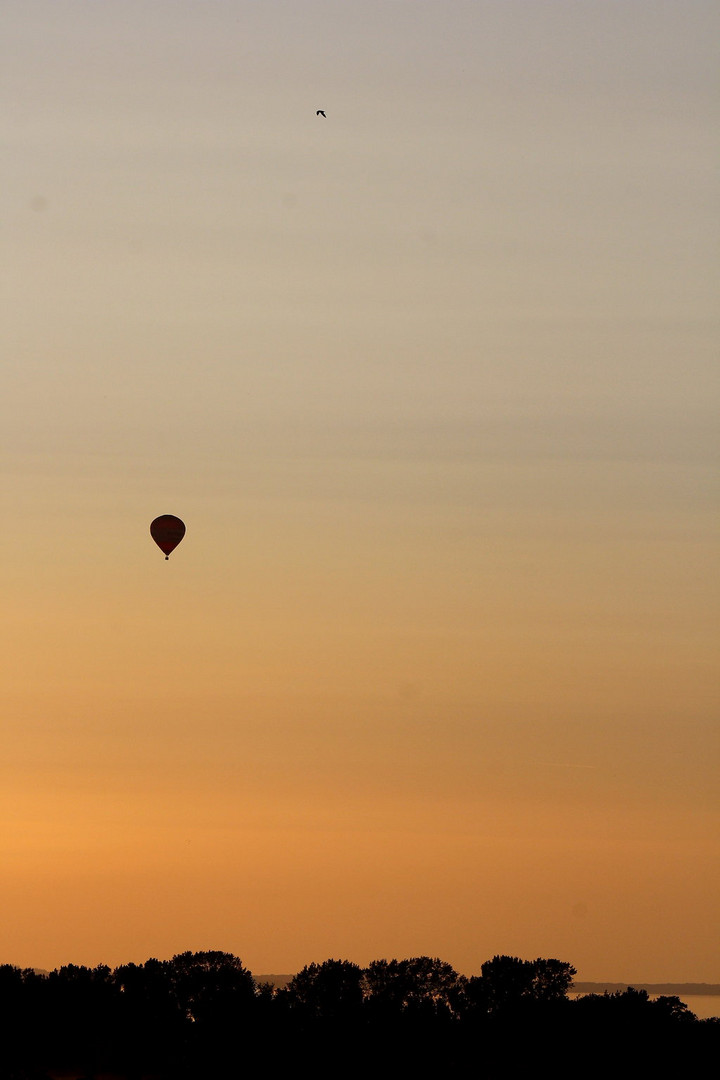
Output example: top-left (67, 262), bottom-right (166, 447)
top-left (2, 1), bottom-right (718, 981)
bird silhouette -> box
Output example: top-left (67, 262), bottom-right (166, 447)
top-left (316, 110), bottom-right (326, 117)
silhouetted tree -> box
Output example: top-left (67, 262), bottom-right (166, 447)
top-left (478, 955), bottom-right (575, 1013)
top-left (363, 957), bottom-right (465, 1016)
top-left (164, 949), bottom-right (255, 1025)
top-left (480, 955), bottom-right (534, 1012)
top-left (1, 951), bottom-right (715, 1078)
top-left (283, 958), bottom-right (364, 1020)
top-left (40, 964), bottom-right (119, 1075)
top-left (527, 957), bottom-right (576, 1001)
top-left (114, 957), bottom-right (184, 1074)
top-left (0, 966), bottom-right (36, 1071)
top-left (652, 994), bottom-right (697, 1023)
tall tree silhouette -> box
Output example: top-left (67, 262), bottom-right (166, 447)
top-left (363, 956), bottom-right (465, 1016)
top-left (283, 958), bottom-right (364, 1020)
top-left (479, 955), bottom-right (575, 1012)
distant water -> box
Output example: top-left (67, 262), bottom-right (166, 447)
top-left (665, 995), bottom-right (719, 1020)
top-left (570, 993), bottom-right (719, 1020)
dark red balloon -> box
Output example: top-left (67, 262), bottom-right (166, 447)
top-left (150, 515), bottom-right (186, 560)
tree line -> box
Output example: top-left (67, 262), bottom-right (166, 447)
top-left (1, 951), bottom-right (715, 1078)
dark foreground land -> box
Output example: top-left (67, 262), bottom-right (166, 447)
top-left (2, 952), bottom-right (717, 1080)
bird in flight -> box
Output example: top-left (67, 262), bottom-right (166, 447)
top-left (316, 110), bottom-right (326, 117)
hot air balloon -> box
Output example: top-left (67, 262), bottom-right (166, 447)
top-left (150, 515), bottom-right (186, 560)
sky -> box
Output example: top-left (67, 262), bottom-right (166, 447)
top-left (1, 0), bottom-right (718, 982)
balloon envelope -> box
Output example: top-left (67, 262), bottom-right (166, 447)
top-left (150, 515), bottom-right (186, 559)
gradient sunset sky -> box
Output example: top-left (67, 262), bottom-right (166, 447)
top-left (2, 1), bottom-right (718, 982)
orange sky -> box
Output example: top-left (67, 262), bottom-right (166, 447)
top-left (2, 0), bottom-right (718, 981)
